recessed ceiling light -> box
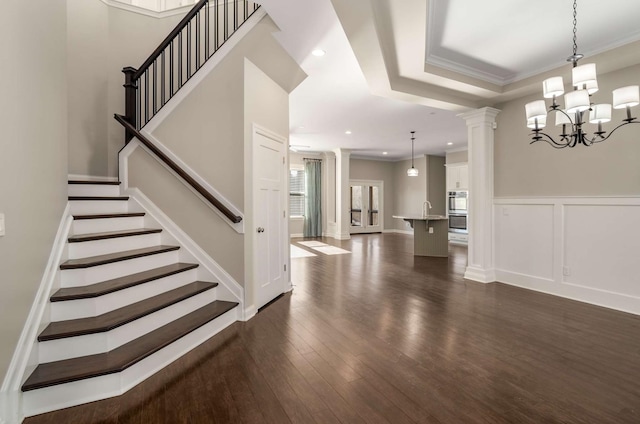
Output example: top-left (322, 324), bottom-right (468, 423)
top-left (382, 152), bottom-right (388, 155)
top-left (312, 49), bottom-right (326, 57)
top-left (345, 130), bottom-right (352, 135)
top-left (447, 142), bottom-right (453, 146)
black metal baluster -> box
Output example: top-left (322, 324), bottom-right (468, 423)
top-left (187, 22), bottom-right (191, 79)
top-left (153, 59), bottom-right (157, 115)
top-left (224, 0), bottom-right (228, 41)
top-left (178, 31), bottom-right (183, 88)
top-left (196, 10), bottom-right (200, 70)
top-left (161, 51), bottom-right (166, 106)
top-left (170, 41), bottom-right (174, 95)
top-left (234, 0), bottom-right (238, 31)
top-left (144, 69), bottom-right (149, 124)
top-left (205, 0), bottom-right (210, 59)
top-left (215, 0), bottom-right (219, 50)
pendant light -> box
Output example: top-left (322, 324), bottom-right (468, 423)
top-left (407, 131), bottom-right (418, 176)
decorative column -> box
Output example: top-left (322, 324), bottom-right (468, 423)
top-left (458, 107), bottom-right (500, 283)
top-left (322, 151), bottom-right (337, 238)
top-left (333, 148), bottom-right (351, 240)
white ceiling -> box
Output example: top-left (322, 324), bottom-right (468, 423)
top-left (261, 0), bottom-right (640, 160)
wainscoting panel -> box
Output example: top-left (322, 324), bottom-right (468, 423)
top-left (494, 197), bottom-right (640, 315)
top-left (494, 203), bottom-right (554, 281)
top-left (564, 204), bottom-right (640, 298)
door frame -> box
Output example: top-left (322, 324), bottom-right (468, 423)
top-left (349, 179), bottom-right (384, 234)
top-left (247, 124), bottom-right (290, 319)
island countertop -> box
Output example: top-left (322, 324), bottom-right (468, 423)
top-left (392, 215), bottom-right (448, 221)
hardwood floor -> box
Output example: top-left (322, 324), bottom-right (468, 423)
top-left (25, 234), bottom-right (640, 423)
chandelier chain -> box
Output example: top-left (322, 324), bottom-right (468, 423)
top-left (572, 0), bottom-right (578, 56)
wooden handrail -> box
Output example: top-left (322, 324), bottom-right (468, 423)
top-left (133, 0), bottom-right (208, 81)
top-left (114, 114), bottom-right (242, 224)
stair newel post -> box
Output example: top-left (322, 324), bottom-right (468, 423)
top-left (122, 67), bottom-right (138, 143)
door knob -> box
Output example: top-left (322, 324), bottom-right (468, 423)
top-left (257, 227), bottom-right (265, 233)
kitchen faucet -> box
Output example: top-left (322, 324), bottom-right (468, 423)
top-left (422, 201), bottom-right (432, 217)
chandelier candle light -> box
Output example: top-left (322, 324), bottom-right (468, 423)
top-left (407, 131), bottom-right (418, 176)
top-left (525, 0), bottom-right (639, 148)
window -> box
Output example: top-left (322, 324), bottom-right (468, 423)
top-left (289, 167), bottom-right (305, 217)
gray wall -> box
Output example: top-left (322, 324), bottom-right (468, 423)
top-left (66, 2), bottom-right (184, 177)
top-left (446, 150), bottom-right (468, 164)
top-left (350, 158), bottom-right (396, 231)
top-left (426, 155), bottom-right (446, 215)
top-left (392, 157), bottom-right (427, 230)
top-left (494, 63), bottom-right (640, 197)
top-left (0, 0), bottom-right (68, 382)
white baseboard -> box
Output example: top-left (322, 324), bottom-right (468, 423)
top-left (243, 305), bottom-right (257, 321)
top-left (496, 270), bottom-right (640, 316)
top-left (0, 204), bottom-right (72, 424)
top-left (290, 233), bottom-right (303, 238)
top-left (464, 266), bottom-right (496, 283)
top-left (125, 188), bottom-right (244, 308)
top-left (383, 229), bottom-right (413, 236)
top-left (68, 174), bottom-right (118, 182)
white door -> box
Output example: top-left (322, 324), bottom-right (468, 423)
top-left (254, 128), bottom-right (287, 310)
top-left (349, 180), bottom-right (383, 234)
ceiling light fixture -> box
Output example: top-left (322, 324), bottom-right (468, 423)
top-left (345, 130), bottom-right (352, 135)
top-left (382, 152), bottom-right (388, 155)
top-left (447, 142), bottom-right (453, 146)
top-left (311, 49), bottom-right (326, 57)
top-left (525, 0), bottom-right (639, 148)
top-left (407, 131), bottom-right (418, 177)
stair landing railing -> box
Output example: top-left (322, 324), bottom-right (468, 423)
top-left (121, 0), bottom-right (260, 142)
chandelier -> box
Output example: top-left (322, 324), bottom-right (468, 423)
top-left (525, 0), bottom-right (640, 148)
top-left (407, 131), bottom-right (418, 176)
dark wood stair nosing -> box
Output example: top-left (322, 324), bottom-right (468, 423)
top-left (39, 281), bottom-right (219, 341)
top-left (68, 228), bottom-right (162, 243)
top-left (68, 181), bottom-right (121, 186)
top-left (73, 213), bottom-right (145, 220)
top-left (22, 300), bottom-right (239, 391)
top-left (51, 263), bottom-right (200, 302)
top-left (60, 245), bottom-right (180, 270)
top-left (68, 196), bottom-right (129, 201)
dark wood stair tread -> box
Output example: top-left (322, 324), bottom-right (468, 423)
top-left (69, 196), bottom-right (129, 201)
top-left (40, 281), bottom-right (218, 341)
top-left (73, 213), bottom-right (145, 220)
top-left (68, 228), bottom-right (162, 243)
top-left (68, 181), bottom-right (121, 185)
top-left (60, 245), bottom-right (180, 270)
top-left (51, 263), bottom-right (199, 302)
top-left (22, 300), bottom-right (239, 391)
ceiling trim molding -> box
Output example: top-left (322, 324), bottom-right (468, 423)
top-left (99, 0), bottom-right (197, 18)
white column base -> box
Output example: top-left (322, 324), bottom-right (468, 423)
top-left (464, 266), bottom-right (496, 283)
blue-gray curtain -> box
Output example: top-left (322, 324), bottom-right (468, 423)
top-left (303, 159), bottom-right (322, 237)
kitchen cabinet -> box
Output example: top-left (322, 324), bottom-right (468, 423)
top-left (446, 163), bottom-right (468, 191)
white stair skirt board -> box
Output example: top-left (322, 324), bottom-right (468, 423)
top-left (50, 268), bottom-right (199, 321)
top-left (39, 289), bottom-right (219, 363)
top-left (73, 216), bottom-right (146, 235)
top-left (23, 306), bottom-right (239, 418)
top-left (61, 250), bottom-right (181, 287)
top-left (68, 184), bottom-right (121, 198)
top-left (125, 189), bottom-right (244, 308)
top-left (67, 233), bottom-right (162, 259)
top-left (290, 245), bottom-right (317, 259)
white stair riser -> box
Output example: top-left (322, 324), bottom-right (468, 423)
top-left (39, 289), bottom-right (219, 363)
top-left (68, 185), bottom-right (121, 197)
top-left (68, 233), bottom-right (162, 259)
top-left (70, 200), bottom-right (129, 215)
top-left (51, 268), bottom-right (199, 321)
top-left (61, 250), bottom-right (180, 287)
top-left (24, 307), bottom-right (239, 417)
top-left (73, 216), bottom-right (145, 235)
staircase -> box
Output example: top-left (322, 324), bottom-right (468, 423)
top-left (20, 181), bottom-right (239, 416)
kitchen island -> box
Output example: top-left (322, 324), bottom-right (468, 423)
top-left (392, 215), bottom-right (449, 257)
